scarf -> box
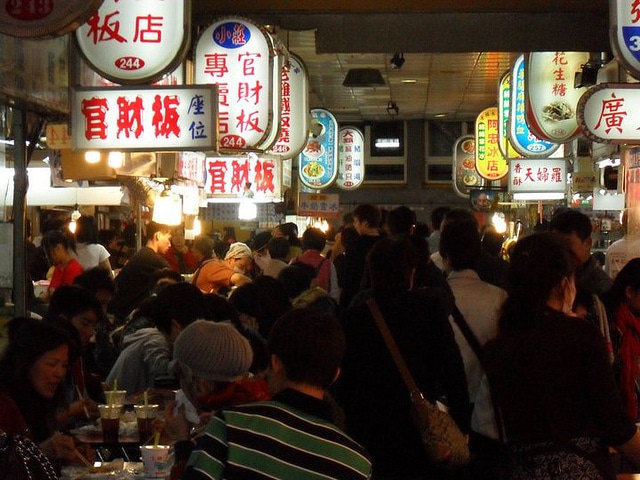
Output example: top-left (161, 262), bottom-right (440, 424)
top-left (614, 303), bottom-right (640, 421)
top-left (196, 377), bottom-right (270, 411)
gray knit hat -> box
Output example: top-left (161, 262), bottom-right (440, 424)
top-left (172, 320), bottom-right (253, 382)
top-left (224, 242), bottom-right (252, 260)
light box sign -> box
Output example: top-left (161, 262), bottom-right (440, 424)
top-left (75, 0), bottom-right (190, 84)
top-left (509, 159), bottom-right (566, 194)
top-left (475, 107), bottom-right (508, 181)
top-left (298, 193), bottom-right (340, 219)
top-left (299, 108), bottom-right (339, 189)
top-left (195, 17), bottom-right (281, 153)
top-left (178, 152), bottom-right (206, 187)
top-left (0, 0), bottom-right (103, 38)
top-left (578, 83), bottom-right (640, 143)
top-left (611, 0), bottom-right (640, 80)
top-left (452, 135), bottom-right (483, 198)
top-left (337, 126), bottom-right (365, 190)
top-left (498, 71), bottom-right (523, 159)
top-left (204, 156), bottom-right (281, 201)
top-left (526, 51), bottom-right (589, 143)
top-left (268, 53), bottom-right (308, 159)
top-left (72, 85), bottom-right (218, 151)
top-left (509, 55), bottom-right (560, 158)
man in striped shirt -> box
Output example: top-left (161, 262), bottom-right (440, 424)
top-left (182, 308), bottom-right (372, 480)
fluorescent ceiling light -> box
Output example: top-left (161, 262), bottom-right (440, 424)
top-left (512, 192), bottom-right (566, 201)
top-left (375, 138), bottom-right (400, 148)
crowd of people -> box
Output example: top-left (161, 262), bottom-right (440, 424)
top-left (2, 204), bottom-right (640, 479)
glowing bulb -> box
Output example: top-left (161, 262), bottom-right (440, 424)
top-left (108, 151), bottom-right (124, 168)
top-left (68, 220), bottom-right (77, 233)
top-left (192, 217), bottom-right (201, 236)
top-left (85, 151), bottom-right (101, 164)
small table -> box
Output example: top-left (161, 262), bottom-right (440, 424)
top-left (71, 430), bottom-right (143, 462)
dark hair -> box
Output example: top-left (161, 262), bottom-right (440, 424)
top-left (339, 226), bottom-right (359, 250)
top-left (440, 220), bottom-right (481, 271)
top-left (276, 223), bottom-right (301, 247)
top-left (193, 235), bottom-right (214, 260)
top-left (47, 284), bottom-right (104, 322)
top-left (149, 267), bottom-right (184, 293)
top-left (342, 212), bottom-right (354, 225)
top-left (499, 232), bottom-right (575, 334)
top-left (603, 257), bottom-right (640, 311)
top-left (367, 236), bottom-right (418, 292)
top-left (145, 221), bottom-right (171, 243)
top-left (213, 239), bottom-right (230, 259)
top-left (430, 206), bottom-right (451, 230)
top-left (385, 206), bottom-right (416, 236)
top-left (443, 208), bottom-right (478, 229)
top-left (203, 293), bottom-right (240, 323)
top-left (42, 229), bottom-right (77, 257)
top-left (267, 308), bottom-right (345, 389)
top-left (301, 227), bottom-right (326, 252)
top-left (98, 228), bottom-right (119, 247)
top-left (0, 317), bottom-right (70, 442)
top-left (481, 225), bottom-right (504, 258)
top-left (353, 204), bottom-right (381, 228)
top-left (549, 209), bottom-right (592, 241)
top-left (153, 283), bottom-right (208, 334)
top-left (278, 263), bottom-right (317, 299)
top-left (74, 266), bottom-right (117, 295)
top-left (75, 216), bottom-right (99, 244)
top-left (267, 237), bottom-right (290, 260)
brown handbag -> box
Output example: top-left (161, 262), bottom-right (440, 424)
top-left (367, 298), bottom-right (470, 469)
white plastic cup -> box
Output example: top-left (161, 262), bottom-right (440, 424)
top-left (140, 445), bottom-right (170, 478)
top-left (105, 390), bottom-right (127, 405)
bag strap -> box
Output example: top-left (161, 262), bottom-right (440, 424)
top-left (450, 304), bottom-right (485, 367)
top-left (366, 298), bottom-right (420, 395)
top-left (191, 258), bottom-right (214, 287)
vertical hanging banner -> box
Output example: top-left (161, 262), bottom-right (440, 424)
top-left (195, 16), bottom-right (283, 153)
top-left (475, 107), bottom-right (508, 181)
top-left (610, 0), bottom-right (640, 79)
top-left (75, 0), bottom-right (190, 84)
top-left (526, 51), bottom-right (590, 143)
top-left (337, 126), bottom-right (365, 190)
top-left (497, 71), bottom-right (523, 159)
top-left (509, 54), bottom-right (560, 158)
top-left (299, 108), bottom-right (339, 189)
top-left (268, 53), bottom-right (309, 159)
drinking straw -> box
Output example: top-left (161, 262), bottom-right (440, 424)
top-left (75, 449), bottom-right (93, 468)
top-left (109, 380), bottom-right (117, 405)
top-left (143, 390), bottom-right (148, 410)
top-left (75, 384), bottom-right (90, 419)
top-left (153, 431), bottom-right (160, 448)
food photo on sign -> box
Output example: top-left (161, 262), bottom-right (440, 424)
top-left (469, 189), bottom-right (503, 211)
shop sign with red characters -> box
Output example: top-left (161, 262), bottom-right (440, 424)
top-left (75, 0), bottom-right (190, 84)
top-left (268, 54), bottom-right (309, 159)
top-left (0, 0), bottom-right (103, 38)
top-left (475, 107), bottom-right (508, 181)
top-left (578, 83), bottom-right (640, 143)
top-left (203, 155), bottom-right (281, 201)
top-left (526, 51), bottom-right (589, 143)
top-left (72, 85), bottom-right (218, 151)
top-left (509, 158), bottom-right (566, 195)
top-left (195, 17), bottom-right (283, 153)
top-left (298, 193), bottom-right (340, 218)
top-left (336, 126), bottom-right (364, 190)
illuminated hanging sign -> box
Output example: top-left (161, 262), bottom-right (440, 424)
top-left (178, 152), bottom-right (206, 187)
top-left (204, 155), bottom-right (281, 201)
top-left (452, 135), bottom-right (483, 197)
top-left (610, 0), bottom-right (640, 79)
top-left (299, 108), bottom-right (339, 189)
top-left (75, 0), bottom-right (190, 84)
top-left (71, 85), bottom-right (218, 151)
top-left (195, 16), bottom-right (282, 153)
top-left (268, 54), bottom-right (309, 159)
top-left (497, 71), bottom-right (522, 159)
top-left (0, 0), bottom-right (103, 38)
top-left (337, 126), bottom-right (365, 190)
top-left (526, 51), bottom-right (589, 143)
top-left (578, 83), bottom-right (640, 143)
top-left (509, 55), bottom-right (560, 158)
top-left (298, 193), bottom-right (340, 218)
top-left (509, 158), bottom-right (566, 195)
top-left (475, 107), bottom-right (508, 181)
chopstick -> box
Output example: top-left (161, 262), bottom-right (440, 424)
top-left (75, 449), bottom-right (93, 468)
top-left (75, 385), bottom-right (91, 419)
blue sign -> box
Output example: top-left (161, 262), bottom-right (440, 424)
top-left (299, 108), bottom-right (339, 189)
top-left (213, 21), bottom-right (252, 49)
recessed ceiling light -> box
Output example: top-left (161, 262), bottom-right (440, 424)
top-left (400, 78), bottom-right (417, 83)
top-left (434, 113), bottom-right (447, 118)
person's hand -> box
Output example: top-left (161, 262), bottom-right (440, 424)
top-left (40, 432), bottom-right (77, 462)
top-left (161, 401), bottom-right (191, 442)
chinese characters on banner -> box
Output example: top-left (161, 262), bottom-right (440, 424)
top-left (508, 54), bottom-right (559, 157)
top-left (509, 159), bottom-right (566, 194)
top-left (298, 193), bottom-right (340, 219)
top-left (336, 127), bottom-right (365, 190)
top-left (178, 152), bottom-right (206, 187)
top-left (497, 72), bottom-right (523, 159)
top-left (72, 85), bottom-right (218, 151)
top-left (610, 0), bottom-right (640, 79)
top-left (526, 51), bottom-right (589, 143)
top-left (75, 0), bottom-right (189, 84)
top-left (299, 108), bottom-right (339, 189)
top-left (268, 54), bottom-right (309, 159)
top-left (475, 107), bottom-right (508, 181)
top-left (195, 17), bottom-right (282, 152)
top-left (578, 83), bottom-right (640, 143)
top-left (203, 156), bottom-right (281, 201)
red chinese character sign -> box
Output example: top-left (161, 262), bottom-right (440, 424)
top-left (299, 108), bottom-right (339, 189)
top-left (0, 0), bottom-right (103, 38)
top-left (577, 83), bottom-right (640, 143)
top-left (452, 135), bottom-right (483, 198)
top-left (268, 54), bottom-right (309, 159)
top-left (298, 193), bottom-right (340, 219)
top-left (204, 155), bottom-right (281, 201)
top-left (526, 52), bottom-right (590, 143)
top-left (611, 0), bottom-right (640, 79)
top-left (509, 158), bottom-right (567, 196)
top-left (75, 0), bottom-right (190, 84)
top-left (195, 17), bottom-right (283, 153)
top-left (71, 85), bottom-right (218, 151)
top-left (475, 107), bottom-right (508, 181)
top-left (337, 127), bottom-right (365, 190)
